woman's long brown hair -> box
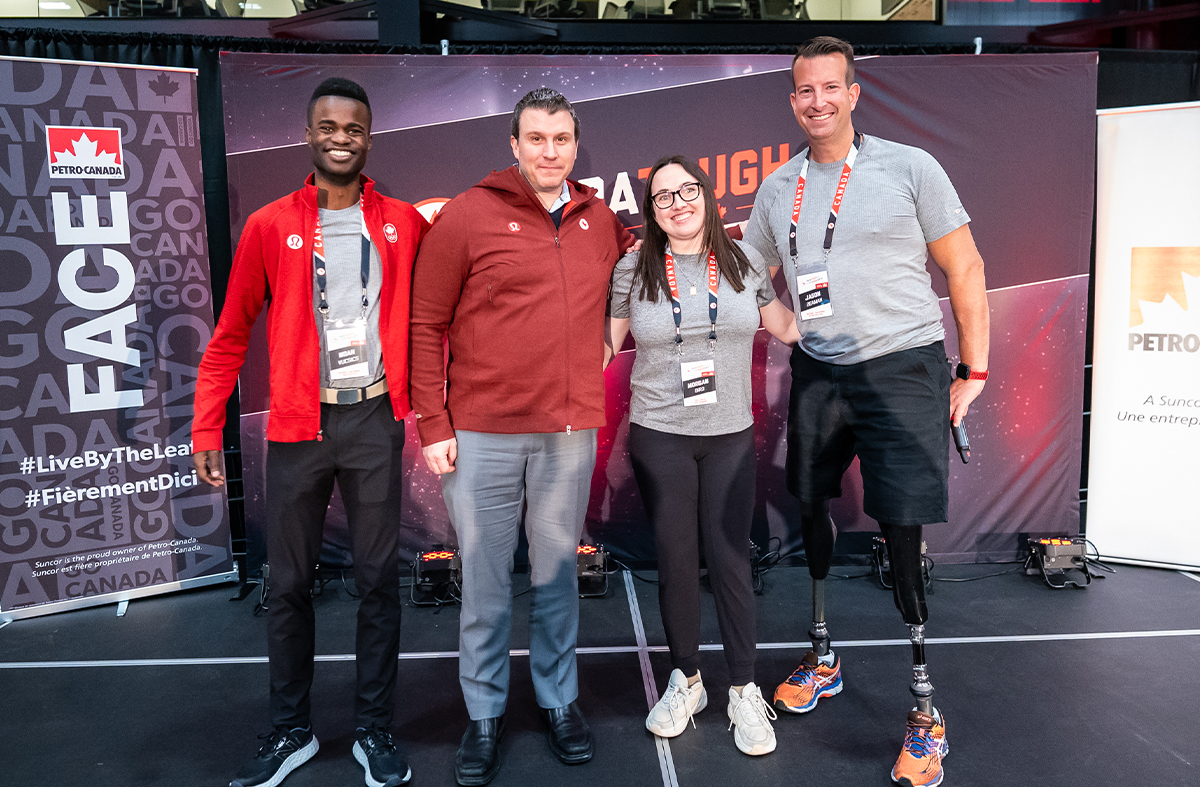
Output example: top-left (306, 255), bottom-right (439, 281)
top-left (634, 154), bottom-right (751, 303)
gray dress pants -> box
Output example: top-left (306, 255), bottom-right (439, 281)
top-left (441, 429), bottom-right (597, 720)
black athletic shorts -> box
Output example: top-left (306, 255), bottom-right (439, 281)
top-left (786, 341), bottom-right (952, 526)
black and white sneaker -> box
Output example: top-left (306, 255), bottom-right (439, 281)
top-left (353, 727), bottom-right (412, 787)
top-left (230, 726), bottom-right (318, 787)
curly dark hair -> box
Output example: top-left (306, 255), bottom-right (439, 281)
top-left (308, 77), bottom-right (372, 126)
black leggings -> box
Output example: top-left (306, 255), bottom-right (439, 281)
top-left (629, 423), bottom-right (758, 685)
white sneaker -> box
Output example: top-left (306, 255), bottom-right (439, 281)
top-left (646, 669), bottom-right (708, 737)
top-left (727, 682), bottom-right (777, 756)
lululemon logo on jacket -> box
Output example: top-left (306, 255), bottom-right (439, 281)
top-left (384, 223), bottom-right (398, 243)
top-left (579, 218), bottom-right (589, 230)
top-left (287, 234), bottom-right (303, 249)
top-left (508, 222), bottom-right (521, 232)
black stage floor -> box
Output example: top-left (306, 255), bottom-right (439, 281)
top-left (3, 563), bottom-right (1199, 787)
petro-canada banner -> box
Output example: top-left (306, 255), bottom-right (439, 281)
top-left (0, 57), bottom-right (234, 621)
top-left (1088, 101), bottom-right (1200, 569)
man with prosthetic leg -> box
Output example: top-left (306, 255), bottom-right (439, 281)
top-left (744, 36), bottom-right (989, 787)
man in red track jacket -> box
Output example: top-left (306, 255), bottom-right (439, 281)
top-left (192, 78), bottom-right (427, 787)
top-left (410, 88), bottom-right (633, 787)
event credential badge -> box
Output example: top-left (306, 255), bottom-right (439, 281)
top-left (681, 359), bottom-right (717, 406)
top-left (797, 271), bottom-right (832, 320)
top-left (325, 317), bottom-right (373, 381)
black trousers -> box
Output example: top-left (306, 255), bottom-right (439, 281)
top-left (629, 423), bottom-right (758, 686)
top-left (264, 395), bottom-right (404, 729)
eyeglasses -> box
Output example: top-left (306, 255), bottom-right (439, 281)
top-left (651, 182), bottom-right (702, 210)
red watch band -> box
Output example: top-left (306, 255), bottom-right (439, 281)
top-left (968, 369), bottom-right (989, 381)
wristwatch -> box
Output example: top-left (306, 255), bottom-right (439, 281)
top-left (955, 363), bottom-right (989, 382)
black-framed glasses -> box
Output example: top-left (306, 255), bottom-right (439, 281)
top-left (651, 182), bottom-right (702, 210)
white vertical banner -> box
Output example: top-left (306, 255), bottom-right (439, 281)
top-left (1090, 101), bottom-right (1200, 569)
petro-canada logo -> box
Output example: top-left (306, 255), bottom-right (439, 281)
top-left (1126, 247), bottom-right (1200, 354)
top-left (383, 223), bottom-right (398, 243)
top-left (46, 126), bottom-right (125, 180)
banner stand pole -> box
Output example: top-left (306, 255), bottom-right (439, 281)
top-left (0, 567), bottom-right (238, 626)
top-left (1098, 556), bottom-right (1200, 573)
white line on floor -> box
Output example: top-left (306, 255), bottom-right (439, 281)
top-left (1178, 571), bottom-right (1200, 585)
top-left (623, 570), bottom-right (679, 787)
top-left (4, 627), bottom-right (1200, 670)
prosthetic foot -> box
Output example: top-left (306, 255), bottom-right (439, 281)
top-left (774, 578), bottom-right (843, 714)
top-left (882, 524), bottom-right (947, 787)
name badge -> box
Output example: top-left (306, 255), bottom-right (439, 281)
top-left (325, 317), bottom-right (372, 381)
top-left (796, 271), bottom-right (832, 320)
top-left (681, 359), bottom-right (717, 406)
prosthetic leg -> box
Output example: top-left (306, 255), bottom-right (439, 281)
top-left (802, 499), bottom-right (836, 659)
top-left (880, 523), bottom-right (947, 787)
top-left (774, 499), bottom-right (843, 714)
top-left (880, 524), bottom-right (932, 714)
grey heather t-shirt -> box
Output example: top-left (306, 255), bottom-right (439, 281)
top-left (743, 135), bottom-right (969, 365)
top-left (313, 203), bottom-right (384, 388)
top-left (609, 241), bottom-right (777, 436)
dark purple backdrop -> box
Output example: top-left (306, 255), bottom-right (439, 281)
top-left (220, 52), bottom-right (1096, 568)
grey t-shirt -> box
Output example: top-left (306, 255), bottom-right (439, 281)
top-left (313, 203), bottom-right (384, 388)
top-left (743, 135), bottom-right (969, 365)
top-left (609, 241), bottom-right (777, 436)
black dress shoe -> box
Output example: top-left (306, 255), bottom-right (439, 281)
top-left (543, 702), bottom-right (593, 764)
top-left (455, 717), bottom-right (503, 786)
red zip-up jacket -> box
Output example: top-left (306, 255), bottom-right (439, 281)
top-left (192, 174), bottom-right (428, 452)
top-left (410, 167), bottom-right (634, 445)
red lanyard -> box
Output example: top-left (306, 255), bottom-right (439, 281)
top-left (664, 248), bottom-right (719, 354)
top-left (314, 194), bottom-right (371, 317)
top-left (788, 133), bottom-right (862, 260)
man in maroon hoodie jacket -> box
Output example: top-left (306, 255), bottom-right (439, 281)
top-left (193, 78), bottom-right (427, 787)
top-left (410, 88), bottom-right (633, 786)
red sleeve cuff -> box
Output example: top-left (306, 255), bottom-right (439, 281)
top-left (415, 412), bottom-right (455, 446)
top-left (192, 428), bottom-right (223, 453)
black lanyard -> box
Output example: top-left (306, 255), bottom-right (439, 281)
top-left (314, 196), bottom-right (371, 318)
top-left (788, 133), bottom-right (862, 260)
top-left (664, 248), bottom-right (719, 354)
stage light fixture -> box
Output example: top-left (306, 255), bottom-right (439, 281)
top-left (1025, 536), bottom-right (1093, 588)
top-left (411, 547), bottom-right (462, 605)
top-left (576, 543), bottom-right (608, 598)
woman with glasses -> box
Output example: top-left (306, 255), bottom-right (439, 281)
top-left (605, 155), bottom-right (799, 756)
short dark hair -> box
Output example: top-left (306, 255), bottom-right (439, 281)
top-left (511, 88), bottom-right (579, 141)
top-left (308, 77), bottom-right (372, 126)
top-left (634, 155), bottom-right (752, 304)
top-left (791, 36), bottom-right (855, 89)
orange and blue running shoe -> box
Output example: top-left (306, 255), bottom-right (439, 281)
top-left (891, 709), bottom-right (948, 787)
top-left (773, 651), bottom-right (842, 714)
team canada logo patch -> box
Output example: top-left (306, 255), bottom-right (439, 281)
top-left (287, 234), bottom-right (303, 249)
top-left (508, 222), bottom-right (521, 232)
top-left (383, 223), bottom-right (398, 243)
top-left (46, 126), bottom-right (125, 180)
top-left (579, 218), bottom-right (589, 230)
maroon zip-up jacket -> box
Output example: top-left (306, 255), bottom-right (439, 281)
top-left (410, 167), bottom-right (634, 445)
top-left (193, 174), bottom-right (428, 452)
